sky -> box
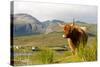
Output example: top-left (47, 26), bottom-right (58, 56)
top-left (14, 1), bottom-right (97, 24)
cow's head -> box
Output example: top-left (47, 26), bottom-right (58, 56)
top-left (62, 23), bottom-right (74, 38)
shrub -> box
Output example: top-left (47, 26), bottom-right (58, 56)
top-left (38, 48), bottom-right (54, 64)
top-left (77, 38), bottom-right (97, 61)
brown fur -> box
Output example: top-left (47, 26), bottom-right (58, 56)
top-left (63, 23), bottom-right (88, 55)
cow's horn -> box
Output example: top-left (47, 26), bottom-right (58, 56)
top-left (72, 18), bottom-right (75, 25)
top-left (70, 18), bottom-right (75, 26)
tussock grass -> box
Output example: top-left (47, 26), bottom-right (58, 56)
top-left (38, 48), bottom-right (55, 64)
top-left (77, 38), bottom-right (97, 61)
top-left (13, 32), bottom-right (97, 65)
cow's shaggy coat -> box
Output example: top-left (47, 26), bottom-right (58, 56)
top-left (63, 23), bottom-right (88, 55)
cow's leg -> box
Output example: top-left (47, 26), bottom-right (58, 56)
top-left (67, 38), bottom-right (76, 55)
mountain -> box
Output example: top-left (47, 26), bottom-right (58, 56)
top-left (13, 13), bottom-right (45, 36)
top-left (12, 13), bottom-right (97, 36)
top-left (43, 19), bottom-right (65, 34)
top-left (13, 13), bottom-right (65, 36)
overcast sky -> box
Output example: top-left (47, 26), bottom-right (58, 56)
top-left (14, 1), bottom-right (97, 23)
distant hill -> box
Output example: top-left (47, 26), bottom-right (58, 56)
top-left (43, 19), bottom-right (65, 34)
top-left (13, 13), bottom-right (45, 36)
top-left (12, 13), bottom-right (97, 36)
top-left (75, 21), bottom-right (97, 35)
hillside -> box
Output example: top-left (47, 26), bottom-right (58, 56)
top-left (43, 19), bottom-right (65, 34)
top-left (13, 13), bottom-right (45, 36)
top-left (75, 21), bottom-right (97, 35)
top-left (12, 13), bottom-right (97, 36)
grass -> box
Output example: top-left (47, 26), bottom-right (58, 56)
top-left (77, 38), bottom-right (97, 61)
top-left (13, 32), bottom-right (67, 47)
top-left (38, 48), bottom-right (54, 64)
top-left (12, 32), bottom-right (97, 65)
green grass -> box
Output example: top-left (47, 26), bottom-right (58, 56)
top-left (77, 38), bottom-right (97, 61)
top-left (12, 32), bottom-right (97, 65)
top-left (38, 48), bottom-right (54, 64)
top-left (13, 32), bottom-right (67, 47)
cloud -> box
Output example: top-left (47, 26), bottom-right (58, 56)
top-left (14, 1), bottom-right (97, 23)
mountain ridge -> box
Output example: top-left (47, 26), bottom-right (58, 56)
top-left (12, 13), bottom-right (97, 36)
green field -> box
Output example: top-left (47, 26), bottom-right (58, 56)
top-left (12, 32), bottom-right (97, 66)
